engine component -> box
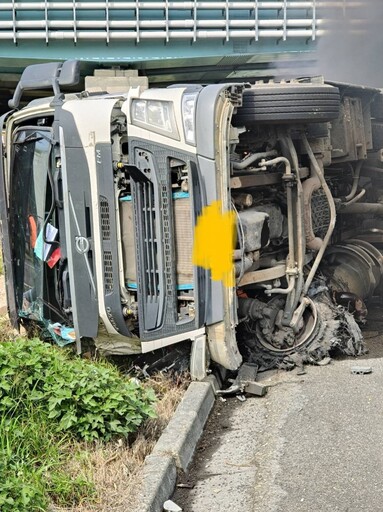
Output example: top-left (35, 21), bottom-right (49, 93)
top-left (301, 135), bottom-right (337, 296)
top-left (251, 204), bottom-right (284, 240)
top-left (330, 95), bottom-right (373, 161)
top-left (302, 176), bottom-right (331, 251)
top-left (232, 193), bottom-right (253, 208)
top-left (120, 198), bottom-right (137, 286)
top-left (237, 209), bottom-right (269, 252)
top-left (234, 257), bottom-right (254, 277)
top-left (340, 202), bottom-right (383, 215)
top-left (238, 297), bottom-right (267, 321)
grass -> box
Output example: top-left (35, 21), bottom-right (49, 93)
top-left (0, 409), bottom-right (94, 511)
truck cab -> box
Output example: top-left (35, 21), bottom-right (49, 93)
top-left (2, 61), bottom-right (383, 376)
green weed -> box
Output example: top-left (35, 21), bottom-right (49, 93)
top-left (0, 337), bottom-right (156, 441)
top-left (0, 409), bottom-right (93, 511)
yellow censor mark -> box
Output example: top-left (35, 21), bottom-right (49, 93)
top-left (192, 200), bottom-right (236, 287)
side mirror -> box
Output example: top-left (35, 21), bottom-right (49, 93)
top-left (8, 60), bottom-right (80, 109)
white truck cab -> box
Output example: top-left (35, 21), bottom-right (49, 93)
top-left (2, 61), bottom-right (383, 376)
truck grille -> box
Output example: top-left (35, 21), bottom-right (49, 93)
top-left (100, 196), bottom-right (113, 294)
top-left (103, 250), bottom-right (114, 294)
top-left (141, 181), bottom-right (159, 298)
top-left (100, 196), bottom-right (111, 240)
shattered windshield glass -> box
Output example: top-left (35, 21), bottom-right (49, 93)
top-left (9, 128), bottom-right (52, 317)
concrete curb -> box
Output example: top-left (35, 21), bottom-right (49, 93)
top-left (138, 378), bottom-right (217, 512)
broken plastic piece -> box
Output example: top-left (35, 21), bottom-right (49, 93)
top-left (350, 366), bottom-right (372, 375)
top-left (47, 322), bottom-right (76, 347)
top-left (163, 500), bottom-right (182, 512)
top-left (47, 247), bottom-right (61, 268)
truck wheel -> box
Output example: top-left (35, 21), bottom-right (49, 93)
top-left (254, 296), bottom-right (320, 356)
top-left (232, 83), bottom-right (340, 125)
top-left (237, 293), bottom-right (364, 370)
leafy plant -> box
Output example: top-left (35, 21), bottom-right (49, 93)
top-left (0, 338), bottom-right (156, 441)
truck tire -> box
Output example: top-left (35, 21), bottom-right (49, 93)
top-left (232, 83), bottom-right (340, 125)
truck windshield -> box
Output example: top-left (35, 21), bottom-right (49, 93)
top-left (9, 128), bottom-right (52, 316)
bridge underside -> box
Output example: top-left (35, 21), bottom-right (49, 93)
top-left (0, 43), bottom-right (316, 113)
top-left (0, 1), bottom-right (319, 111)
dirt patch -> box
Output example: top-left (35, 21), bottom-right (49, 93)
top-left (0, 274), bottom-right (7, 315)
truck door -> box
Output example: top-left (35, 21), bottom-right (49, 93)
top-left (7, 126), bottom-right (62, 324)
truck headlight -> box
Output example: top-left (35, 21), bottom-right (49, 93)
top-left (182, 92), bottom-right (198, 145)
top-left (131, 99), bottom-right (179, 139)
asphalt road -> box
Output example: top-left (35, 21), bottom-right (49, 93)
top-left (173, 314), bottom-right (383, 512)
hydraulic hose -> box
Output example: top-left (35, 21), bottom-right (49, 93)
top-left (344, 160), bottom-right (363, 202)
top-left (232, 150), bottom-right (278, 170)
top-left (341, 202), bottom-right (383, 214)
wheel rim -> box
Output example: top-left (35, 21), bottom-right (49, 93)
top-left (256, 297), bottom-right (319, 354)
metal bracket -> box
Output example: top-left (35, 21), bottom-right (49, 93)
top-left (217, 363), bottom-right (267, 397)
top-left (289, 297), bottom-right (310, 333)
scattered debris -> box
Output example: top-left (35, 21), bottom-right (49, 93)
top-left (351, 366), bottom-right (373, 375)
top-left (317, 356), bottom-right (332, 366)
top-left (296, 366), bottom-right (307, 376)
top-left (129, 341), bottom-right (191, 376)
top-left (217, 363), bottom-right (268, 398)
top-left (176, 483), bottom-right (195, 489)
top-left (163, 499), bottom-right (183, 511)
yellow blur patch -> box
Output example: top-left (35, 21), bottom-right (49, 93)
top-left (193, 200), bottom-right (236, 287)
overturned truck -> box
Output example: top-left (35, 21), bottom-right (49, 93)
top-left (1, 61), bottom-right (383, 376)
